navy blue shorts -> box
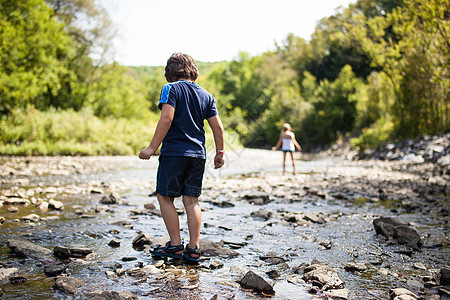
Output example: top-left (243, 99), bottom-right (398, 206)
top-left (156, 156), bottom-right (206, 197)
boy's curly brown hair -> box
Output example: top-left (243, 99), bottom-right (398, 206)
top-left (164, 53), bottom-right (199, 82)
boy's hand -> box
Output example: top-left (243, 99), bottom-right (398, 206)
top-left (214, 153), bottom-right (224, 169)
top-left (138, 146), bottom-right (155, 160)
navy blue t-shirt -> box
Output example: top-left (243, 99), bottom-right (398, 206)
top-left (158, 80), bottom-right (218, 159)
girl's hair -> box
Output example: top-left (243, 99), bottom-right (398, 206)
top-left (282, 123), bottom-right (291, 132)
top-left (164, 53), bottom-right (199, 82)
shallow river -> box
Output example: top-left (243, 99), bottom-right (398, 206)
top-left (0, 149), bottom-right (448, 299)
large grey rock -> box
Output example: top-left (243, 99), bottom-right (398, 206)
top-left (389, 287), bottom-right (418, 299)
top-left (44, 263), bottom-right (67, 277)
top-left (373, 217), bottom-right (421, 249)
top-left (324, 289), bottom-right (350, 299)
top-left (250, 208), bottom-right (272, 220)
top-left (132, 233), bottom-right (152, 250)
top-left (243, 192), bottom-right (271, 205)
top-left (238, 270), bottom-right (275, 295)
top-left (7, 238), bottom-right (52, 258)
top-left (53, 276), bottom-right (84, 294)
top-left (200, 239), bottom-right (239, 258)
top-left (302, 262), bottom-right (345, 290)
top-left (69, 245), bottom-right (93, 258)
top-left (0, 268), bottom-right (19, 284)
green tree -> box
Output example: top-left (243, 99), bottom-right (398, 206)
top-left (303, 65), bottom-right (360, 144)
top-left (0, 0), bottom-right (74, 114)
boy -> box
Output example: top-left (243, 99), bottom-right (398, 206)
top-left (138, 53), bottom-right (224, 262)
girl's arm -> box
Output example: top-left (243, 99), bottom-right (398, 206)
top-left (138, 104), bottom-right (175, 160)
top-left (272, 134), bottom-right (282, 150)
top-left (292, 133), bottom-right (302, 151)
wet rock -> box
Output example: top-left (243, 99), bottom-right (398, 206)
top-left (266, 269), bottom-right (281, 279)
top-left (121, 256), bottom-right (137, 262)
top-left (394, 247), bottom-right (414, 256)
top-left (259, 253), bottom-right (286, 265)
top-left (110, 220), bottom-right (132, 228)
top-left (95, 205), bottom-right (112, 213)
top-left (243, 192), bottom-right (271, 205)
top-left (324, 288), bottom-right (350, 299)
top-left (144, 202), bottom-right (156, 210)
top-left (0, 268), bottom-right (19, 283)
top-left (437, 155), bottom-right (450, 167)
top-left (440, 266), bottom-right (450, 285)
top-left (406, 279), bottom-right (424, 291)
top-left (412, 262), bottom-right (426, 270)
top-left (9, 276), bottom-right (27, 284)
top-left (4, 197), bottom-right (30, 205)
top-left (141, 265), bottom-right (163, 275)
top-left (108, 239), bottom-right (120, 247)
top-left (230, 265), bottom-right (246, 276)
top-left (303, 213), bottom-right (326, 224)
top-left (39, 202), bottom-right (49, 211)
top-left (286, 275), bottom-right (306, 285)
top-left (389, 287), bottom-right (418, 299)
top-left (90, 188), bottom-right (104, 194)
top-left (250, 208), bottom-right (272, 220)
top-left (210, 295), bottom-right (221, 300)
top-left (20, 213), bottom-right (40, 222)
top-left (53, 276), bottom-right (84, 294)
top-left (7, 237), bottom-right (52, 258)
top-left (302, 261), bottom-right (345, 290)
top-left (200, 239), bottom-right (239, 258)
top-left (48, 199), bottom-right (64, 210)
top-left (127, 267), bottom-right (146, 277)
top-left (69, 245), bottom-right (93, 258)
top-left (105, 271), bottom-right (117, 279)
top-left (100, 192), bottom-right (121, 205)
top-left (373, 217), bottom-right (422, 249)
top-left (220, 240), bottom-right (247, 249)
top-left (319, 240), bottom-right (332, 249)
top-left (53, 246), bottom-right (70, 260)
top-left (344, 262), bottom-right (367, 272)
top-left (238, 270), bottom-right (275, 295)
top-left (209, 260), bottom-right (224, 270)
top-left (0, 216), bottom-right (5, 224)
top-left (44, 263), bottom-right (67, 277)
top-left (206, 200), bottom-right (235, 208)
top-left (85, 290), bottom-right (138, 300)
top-left (132, 233), bottom-right (152, 250)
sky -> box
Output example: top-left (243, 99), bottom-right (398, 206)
top-left (100, 0), bottom-right (355, 66)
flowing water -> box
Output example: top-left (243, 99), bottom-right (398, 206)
top-left (0, 149), bottom-right (448, 299)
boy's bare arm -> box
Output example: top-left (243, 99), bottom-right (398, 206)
top-left (138, 104), bottom-right (175, 160)
top-left (207, 115), bottom-right (225, 169)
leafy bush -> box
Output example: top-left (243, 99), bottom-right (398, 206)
top-left (0, 106), bottom-right (158, 155)
top-left (350, 117), bottom-right (394, 150)
top-left (0, 106), bottom-right (242, 156)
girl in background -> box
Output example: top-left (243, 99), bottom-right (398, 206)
top-left (272, 123), bottom-right (302, 175)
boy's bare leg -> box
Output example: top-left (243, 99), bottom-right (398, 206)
top-left (290, 152), bottom-right (296, 174)
top-left (157, 193), bottom-right (182, 246)
top-left (282, 152), bottom-right (286, 175)
top-left (182, 195), bottom-right (201, 258)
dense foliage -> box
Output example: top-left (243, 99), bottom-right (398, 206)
top-left (0, 0), bottom-right (448, 154)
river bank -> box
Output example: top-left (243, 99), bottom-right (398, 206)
top-left (0, 148), bottom-right (449, 299)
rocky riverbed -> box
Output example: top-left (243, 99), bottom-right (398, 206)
top-left (0, 145), bottom-right (449, 299)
